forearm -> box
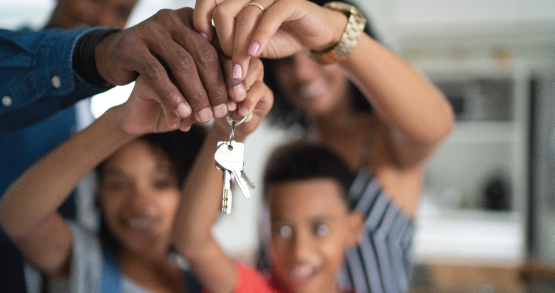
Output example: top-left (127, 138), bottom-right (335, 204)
top-left (341, 34), bottom-right (454, 151)
top-left (0, 28), bottom-right (111, 131)
top-left (0, 107), bottom-right (136, 238)
top-left (173, 124), bottom-right (239, 293)
top-left (173, 126), bottom-right (228, 254)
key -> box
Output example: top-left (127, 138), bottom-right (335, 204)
top-left (214, 141), bottom-right (251, 199)
top-left (241, 170), bottom-right (255, 189)
top-left (221, 168), bottom-right (233, 214)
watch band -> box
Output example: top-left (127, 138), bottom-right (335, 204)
top-left (309, 2), bottom-right (367, 65)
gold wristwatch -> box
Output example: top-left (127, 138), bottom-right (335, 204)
top-left (309, 2), bottom-right (367, 65)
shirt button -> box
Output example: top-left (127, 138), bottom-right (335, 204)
top-left (51, 76), bottom-right (61, 89)
top-left (2, 96), bottom-right (12, 107)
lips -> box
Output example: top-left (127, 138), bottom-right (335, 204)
top-left (123, 217), bottom-right (158, 231)
top-left (298, 80), bottom-right (326, 100)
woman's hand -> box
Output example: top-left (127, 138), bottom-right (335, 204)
top-left (194, 0), bottom-right (348, 82)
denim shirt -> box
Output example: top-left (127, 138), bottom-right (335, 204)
top-left (0, 27), bottom-right (110, 131)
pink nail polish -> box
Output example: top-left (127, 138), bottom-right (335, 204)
top-left (233, 64), bottom-right (243, 79)
top-left (248, 42), bottom-right (260, 56)
top-left (200, 32), bottom-right (209, 41)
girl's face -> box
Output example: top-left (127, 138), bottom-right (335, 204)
top-left (274, 52), bottom-right (351, 116)
top-left (97, 139), bottom-right (181, 255)
top-left (267, 179), bottom-right (361, 293)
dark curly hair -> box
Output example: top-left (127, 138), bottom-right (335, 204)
top-left (264, 0), bottom-right (377, 128)
top-left (263, 142), bottom-right (356, 208)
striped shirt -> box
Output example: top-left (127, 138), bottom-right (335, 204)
top-left (337, 168), bottom-right (415, 293)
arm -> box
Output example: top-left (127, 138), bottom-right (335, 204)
top-left (0, 73), bottom-right (186, 279)
top-left (172, 58), bottom-right (273, 293)
top-left (1, 7), bottom-right (250, 132)
top-left (198, 0), bottom-right (454, 166)
top-left (0, 27), bottom-right (111, 131)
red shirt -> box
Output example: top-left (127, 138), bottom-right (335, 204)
top-left (202, 263), bottom-right (359, 293)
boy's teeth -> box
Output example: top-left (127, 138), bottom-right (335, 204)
top-left (291, 265), bottom-right (314, 279)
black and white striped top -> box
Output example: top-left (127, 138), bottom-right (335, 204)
top-left (337, 168), bottom-right (415, 293)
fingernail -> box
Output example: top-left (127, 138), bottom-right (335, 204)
top-left (245, 113), bottom-right (253, 122)
top-left (213, 104), bottom-right (227, 118)
top-left (233, 84), bottom-right (246, 101)
top-left (200, 32), bottom-right (209, 41)
top-left (177, 103), bottom-right (192, 118)
top-left (238, 105), bottom-right (249, 116)
top-left (248, 42), bottom-right (260, 56)
top-left (228, 101), bottom-right (237, 111)
top-left (198, 107), bottom-right (213, 123)
top-left (233, 64), bottom-right (242, 80)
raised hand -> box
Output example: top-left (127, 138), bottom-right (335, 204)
top-left (194, 0), bottom-right (348, 81)
top-left (94, 8), bottom-right (248, 127)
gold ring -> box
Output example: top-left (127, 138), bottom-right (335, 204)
top-left (246, 2), bottom-right (265, 12)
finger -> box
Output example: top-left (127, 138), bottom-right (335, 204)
top-left (230, 0), bottom-right (269, 81)
top-left (132, 48), bottom-right (192, 127)
top-left (212, 32), bottom-right (247, 103)
top-left (243, 58), bottom-right (264, 89)
top-left (179, 116), bottom-right (197, 132)
top-left (235, 79), bottom-right (270, 117)
top-left (175, 9), bottom-right (231, 119)
top-left (212, 0), bottom-right (250, 57)
top-left (193, 0), bottom-right (218, 41)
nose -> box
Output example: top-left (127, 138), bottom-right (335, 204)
top-left (289, 230), bottom-right (313, 263)
top-left (127, 183), bottom-right (158, 217)
top-left (290, 53), bottom-right (320, 83)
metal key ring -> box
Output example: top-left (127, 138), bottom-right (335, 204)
top-left (225, 114), bottom-right (248, 127)
top-left (226, 114), bottom-right (248, 144)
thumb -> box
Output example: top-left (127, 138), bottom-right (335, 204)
top-left (193, 0), bottom-right (217, 41)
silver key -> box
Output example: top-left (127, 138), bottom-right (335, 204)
top-left (220, 169), bottom-right (233, 214)
top-left (214, 141), bottom-right (251, 199)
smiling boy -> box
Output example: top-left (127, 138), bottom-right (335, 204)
top-left (174, 142), bottom-right (364, 293)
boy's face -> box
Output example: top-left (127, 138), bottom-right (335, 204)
top-left (97, 139), bottom-right (181, 255)
top-left (267, 179), bottom-right (361, 293)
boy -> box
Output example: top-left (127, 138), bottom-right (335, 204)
top-left (173, 142), bottom-right (364, 293)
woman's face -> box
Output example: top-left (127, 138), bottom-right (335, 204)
top-left (274, 52), bottom-right (351, 116)
top-left (97, 139), bottom-right (181, 254)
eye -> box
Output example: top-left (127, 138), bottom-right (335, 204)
top-left (278, 225), bottom-right (292, 238)
top-left (153, 179), bottom-right (173, 189)
top-left (314, 224), bottom-right (329, 236)
top-left (105, 180), bottom-right (128, 191)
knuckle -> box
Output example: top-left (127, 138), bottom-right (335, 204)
top-left (143, 64), bottom-right (165, 83)
top-left (172, 53), bottom-right (194, 73)
top-left (196, 48), bottom-right (219, 67)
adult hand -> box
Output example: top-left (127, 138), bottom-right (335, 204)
top-left (94, 8), bottom-right (248, 127)
top-left (194, 0), bottom-right (347, 82)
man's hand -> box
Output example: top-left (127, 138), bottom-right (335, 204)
top-left (94, 8), bottom-right (247, 127)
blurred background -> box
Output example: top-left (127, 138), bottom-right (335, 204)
top-left (2, 0), bottom-right (555, 292)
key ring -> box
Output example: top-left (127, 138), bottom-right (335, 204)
top-left (226, 114), bottom-right (248, 144)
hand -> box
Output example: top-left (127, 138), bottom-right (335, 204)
top-left (94, 8), bottom-right (248, 126)
top-left (213, 57), bottom-right (273, 141)
top-left (194, 0), bottom-right (347, 81)
top-left (117, 76), bottom-right (197, 135)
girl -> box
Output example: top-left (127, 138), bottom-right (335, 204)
top-left (0, 51), bottom-right (270, 292)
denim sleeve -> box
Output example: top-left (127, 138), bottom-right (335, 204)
top-left (0, 28), bottom-right (112, 131)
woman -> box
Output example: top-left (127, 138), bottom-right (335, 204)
top-left (0, 52), bottom-right (270, 292)
top-left (193, 0), bottom-right (455, 291)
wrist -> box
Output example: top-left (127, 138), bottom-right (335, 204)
top-left (309, 2), bottom-right (367, 64)
top-left (73, 28), bottom-right (120, 87)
